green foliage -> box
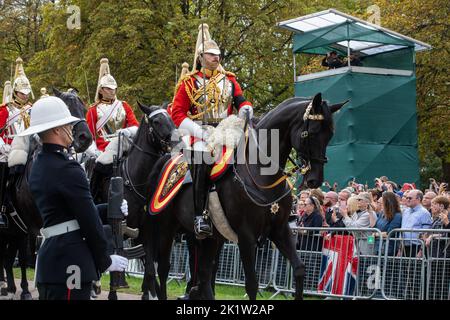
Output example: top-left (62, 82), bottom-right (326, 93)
top-left (373, 0), bottom-right (450, 182)
top-left (1, 0), bottom-right (447, 181)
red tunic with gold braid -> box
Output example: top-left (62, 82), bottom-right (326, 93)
top-left (0, 103), bottom-right (32, 145)
top-left (86, 101), bottom-right (139, 152)
top-left (171, 70), bottom-right (252, 127)
top-left (0, 104), bottom-right (12, 145)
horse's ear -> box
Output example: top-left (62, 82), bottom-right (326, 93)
top-left (52, 87), bottom-right (62, 97)
top-left (330, 99), bottom-right (350, 113)
top-left (312, 93), bottom-right (322, 113)
top-left (137, 101), bottom-right (151, 115)
top-left (161, 101), bottom-right (170, 110)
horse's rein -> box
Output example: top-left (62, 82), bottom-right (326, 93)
top-left (242, 120), bottom-right (302, 191)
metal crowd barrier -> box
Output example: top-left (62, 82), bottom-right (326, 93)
top-left (124, 227), bottom-right (450, 300)
top-left (382, 228), bottom-right (450, 300)
top-left (271, 227), bottom-right (383, 300)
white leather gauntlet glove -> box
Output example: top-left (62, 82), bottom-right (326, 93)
top-left (178, 118), bottom-right (209, 140)
top-left (120, 199), bottom-right (128, 217)
top-left (106, 255), bottom-right (128, 272)
top-left (238, 105), bottom-right (254, 120)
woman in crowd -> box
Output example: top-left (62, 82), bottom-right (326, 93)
top-left (422, 195), bottom-right (450, 299)
top-left (341, 193), bottom-right (377, 255)
top-left (374, 191), bottom-right (402, 256)
top-left (422, 195), bottom-right (450, 258)
top-left (297, 196), bottom-right (324, 251)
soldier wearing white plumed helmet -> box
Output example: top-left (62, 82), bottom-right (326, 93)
top-left (170, 23), bottom-right (254, 238)
top-left (86, 58), bottom-right (139, 152)
top-left (0, 58), bottom-right (35, 227)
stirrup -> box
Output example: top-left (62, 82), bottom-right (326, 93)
top-left (194, 216), bottom-right (212, 239)
top-left (0, 214), bottom-right (7, 228)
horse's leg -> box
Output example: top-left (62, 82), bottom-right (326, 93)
top-left (211, 239), bottom-right (224, 296)
top-left (189, 237), bottom-right (220, 300)
top-left (157, 231), bottom-right (176, 300)
top-left (237, 234), bottom-right (258, 300)
top-left (0, 235), bottom-right (7, 296)
top-left (107, 290), bottom-right (117, 300)
top-left (140, 229), bottom-right (159, 300)
top-left (17, 236), bottom-right (32, 300)
top-left (270, 223), bottom-right (305, 300)
top-left (4, 239), bottom-right (18, 296)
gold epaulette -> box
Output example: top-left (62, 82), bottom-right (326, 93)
top-left (225, 71), bottom-right (236, 77)
top-left (180, 71), bottom-right (197, 83)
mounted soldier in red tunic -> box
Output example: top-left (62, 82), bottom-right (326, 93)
top-left (170, 24), bottom-right (254, 238)
top-left (0, 58), bottom-right (35, 227)
top-left (86, 58), bottom-right (139, 154)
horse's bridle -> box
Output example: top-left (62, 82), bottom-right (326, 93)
top-left (146, 109), bottom-right (173, 153)
top-left (122, 109), bottom-right (172, 201)
top-left (297, 101), bottom-right (329, 169)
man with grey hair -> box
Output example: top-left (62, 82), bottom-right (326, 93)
top-left (400, 189), bottom-right (432, 257)
top-left (338, 189), bottom-right (352, 205)
top-left (422, 191), bottom-right (437, 213)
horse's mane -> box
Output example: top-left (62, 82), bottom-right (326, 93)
top-left (257, 96), bottom-right (334, 131)
top-left (256, 97), bottom-right (310, 129)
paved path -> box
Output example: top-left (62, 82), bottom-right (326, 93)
top-left (0, 279), bottom-right (143, 300)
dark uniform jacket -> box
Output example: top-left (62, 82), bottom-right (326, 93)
top-left (29, 143), bottom-right (112, 284)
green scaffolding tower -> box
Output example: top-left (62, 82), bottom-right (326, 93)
top-left (278, 9), bottom-right (431, 189)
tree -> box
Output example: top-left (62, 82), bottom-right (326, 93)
top-left (373, 0), bottom-right (450, 184)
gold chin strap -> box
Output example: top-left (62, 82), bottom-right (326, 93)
top-left (100, 98), bottom-right (114, 105)
top-left (13, 93), bottom-right (29, 108)
top-left (201, 68), bottom-right (219, 78)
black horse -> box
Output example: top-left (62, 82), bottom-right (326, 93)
top-left (89, 102), bottom-right (176, 300)
top-left (146, 93), bottom-right (347, 300)
top-left (0, 88), bottom-right (92, 299)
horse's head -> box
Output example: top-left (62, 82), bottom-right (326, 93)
top-left (52, 87), bottom-right (93, 153)
top-left (291, 93), bottom-right (348, 189)
top-left (137, 102), bottom-right (176, 153)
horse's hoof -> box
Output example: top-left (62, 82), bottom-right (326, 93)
top-left (93, 281), bottom-right (101, 295)
top-left (141, 291), bottom-right (158, 300)
top-left (108, 291), bottom-right (118, 300)
top-left (188, 287), bottom-right (201, 300)
top-left (177, 294), bottom-right (190, 300)
top-left (0, 288), bottom-right (7, 296)
top-left (20, 292), bottom-right (33, 300)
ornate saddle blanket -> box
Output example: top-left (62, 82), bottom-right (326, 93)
top-left (149, 146), bottom-right (234, 214)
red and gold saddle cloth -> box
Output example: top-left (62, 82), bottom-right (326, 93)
top-left (149, 146), bottom-right (233, 214)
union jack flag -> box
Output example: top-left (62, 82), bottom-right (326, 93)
top-left (317, 234), bottom-right (359, 295)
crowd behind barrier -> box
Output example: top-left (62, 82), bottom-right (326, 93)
top-left (125, 226), bottom-right (450, 300)
top-left (124, 176), bottom-right (449, 299)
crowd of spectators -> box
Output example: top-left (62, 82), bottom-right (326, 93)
top-left (293, 176), bottom-right (450, 258)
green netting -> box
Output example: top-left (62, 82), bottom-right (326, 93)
top-left (293, 21), bottom-right (415, 54)
top-left (294, 70), bottom-right (420, 188)
top-left (362, 48), bottom-right (415, 70)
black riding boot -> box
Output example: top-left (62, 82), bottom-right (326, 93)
top-left (191, 151), bottom-right (212, 239)
top-left (0, 162), bottom-right (9, 228)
